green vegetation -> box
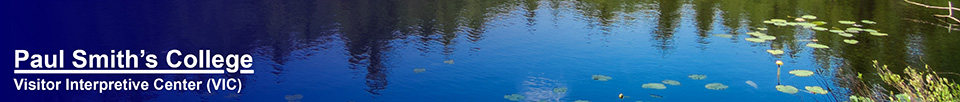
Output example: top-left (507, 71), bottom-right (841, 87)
top-left (849, 60), bottom-right (960, 102)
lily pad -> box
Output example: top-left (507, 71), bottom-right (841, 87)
top-left (662, 80), bottom-right (681, 85)
top-left (847, 28), bottom-right (863, 31)
top-left (504, 94), bottom-right (525, 101)
top-left (747, 32), bottom-right (766, 36)
top-left (766, 49), bottom-right (785, 55)
top-left (704, 83), bottom-right (729, 90)
top-left (789, 70), bottom-right (815, 77)
top-left (745, 38), bottom-right (765, 43)
top-left (444, 60), bottom-right (455, 64)
top-left (413, 68), bottom-right (426, 73)
top-left (688, 74), bottom-right (707, 80)
top-left (806, 43), bottom-right (830, 49)
top-left (592, 75), bottom-right (612, 81)
top-left (687, 74), bottom-right (707, 80)
top-left (758, 35), bottom-right (777, 40)
top-left (844, 30), bottom-right (860, 34)
top-left (812, 27), bottom-right (828, 31)
top-left (713, 34), bottom-right (733, 38)
top-left (801, 15), bottom-right (817, 19)
top-left (798, 23), bottom-right (817, 28)
top-left (763, 20), bottom-right (775, 24)
top-left (757, 28), bottom-right (768, 31)
top-left (838, 20), bottom-right (857, 25)
top-left (811, 21), bottom-right (827, 25)
top-left (774, 22), bottom-right (788, 26)
top-left (642, 83), bottom-right (667, 89)
top-left (786, 22), bottom-right (798, 26)
top-left (770, 19), bottom-right (787, 22)
top-left (776, 85), bottom-right (799, 94)
top-left (843, 39), bottom-right (859, 44)
top-left (804, 86), bottom-right (829, 94)
top-left (553, 87), bottom-right (568, 93)
top-left (862, 29), bottom-right (877, 33)
top-left (839, 33), bottom-right (854, 37)
top-left (870, 32), bottom-right (888, 36)
top-left (861, 20), bottom-right (877, 24)
top-left (829, 30), bottom-right (844, 33)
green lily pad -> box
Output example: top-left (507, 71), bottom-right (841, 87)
top-left (745, 38), bottom-right (765, 43)
top-left (811, 21), bottom-right (827, 25)
top-left (705, 83), bottom-right (729, 90)
top-left (789, 70), bottom-right (815, 77)
top-left (767, 49), bottom-right (785, 55)
top-left (574, 100), bottom-right (590, 102)
top-left (776, 85), bottom-right (799, 94)
top-left (829, 30), bottom-right (844, 33)
top-left (713, 34), bottom-right (733, 38)
top-left (861, 20), bottom-right (877, 24)
top-left (758, 35), bottom-right (777, 40)
top-left (786, 22), bottom-right (798, 26)
top-left (870, 32), bottom-right (888, 36)
top-left (838, 20), bottom-right (856, 24)
top-left (553, 87), bottom-right (568, 93)
top-left (413, 68), bottom-right (426, 73)
top-left (801, 15), bottom-right (817, 19)
top-left (504, 94), bottom-right (525, 101)
top-left (757, 28), bottom-right (768, 31)
top-left (770, 19), bottom-right (787, 22)
top-left (688, 74), bottom-right (707, 80)
top-left (747, 32), bottom-right (766, 36)
top-left (804, 86), bottom-right (829, 94)
top-left (847, 28), bottom-right (863, 31)
top-left (862, 29), bottom-right (877, 33)
top-left (592, 75), bottom-right (612, 81)
top-left (662, 80), bottom-right (681, 85)
top-left (806, 43), bottom-right (830, 49)
top-left (444, 60), bottom-right (455, 64)
top-left (763, 20), bottom-right (775, 24)
top-left (798, 23), bottom-right (818, 28)
top-left (774, 22), bottom-right (788, 26)
top-left (812, 27), bottom-right (828, 31)
top-left (642, 83), bottom-right (667, 89)
top-left (843, 39), bottom-right (859, 44)
top-left (839, 33), bottom-right (854, 37)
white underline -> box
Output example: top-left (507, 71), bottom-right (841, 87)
top-left (13, 70), bottom-right (254, 74)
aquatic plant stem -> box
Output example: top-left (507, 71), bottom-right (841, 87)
top-left (777, 66), bottom-right (781, 85)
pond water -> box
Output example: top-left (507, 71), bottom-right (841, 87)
top-left (8, 0), bottom-right (960, 101)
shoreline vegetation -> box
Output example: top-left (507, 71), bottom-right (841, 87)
top-left (848, 60), bottom-right (960, 102)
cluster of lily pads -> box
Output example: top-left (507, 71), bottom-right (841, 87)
top-left (756, 15), bottom-right (891, 50)
top-left (771, 69), bottom-right (829, 94)
top-left (770, 69), bottom-right (825, 94)
top-left (756, 15), bottom-right (865, 95)
top-left (639, 74), bottom-right (727, 91)
top-left (411, 60), bottom-right (456, 73)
